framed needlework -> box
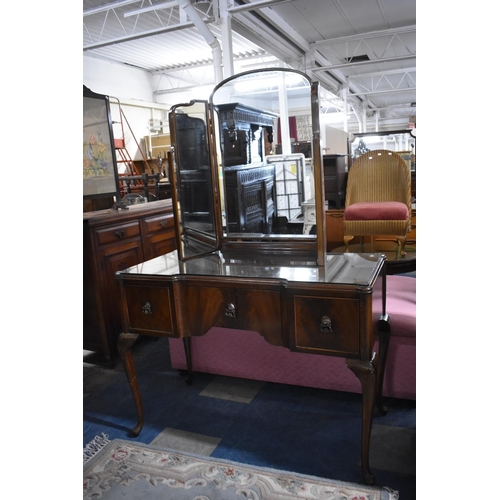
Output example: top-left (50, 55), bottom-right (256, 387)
top-left (83, 86), bottom-right (120, 200)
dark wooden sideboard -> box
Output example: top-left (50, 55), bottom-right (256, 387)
top-left (83, 199), bottom-right (176, 359)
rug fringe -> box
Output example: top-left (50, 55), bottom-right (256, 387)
top-left (83, 433), bottom-right (110, 464)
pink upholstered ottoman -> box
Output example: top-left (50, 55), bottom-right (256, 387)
top-left (169, 275), bottom-right (416, 400)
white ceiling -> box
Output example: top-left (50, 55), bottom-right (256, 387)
top-left (83, 0), bottom-right (416, 132)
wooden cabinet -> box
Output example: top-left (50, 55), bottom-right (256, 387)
top-left (323, 154), bottom-right (347, 209)
top-left (407, 207), bottom-right (416, 246)
top-left (325, 209), bottom-right (345, 250)
top-left (83, 199), bottom-right (176, 359)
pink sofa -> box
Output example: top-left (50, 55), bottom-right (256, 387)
top-left (169, 275), bottom-right (416, 400)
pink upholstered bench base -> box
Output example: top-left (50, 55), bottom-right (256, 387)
top-left (169, 276), bottom-right (416, 400)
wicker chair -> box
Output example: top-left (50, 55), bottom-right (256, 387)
top-left (343, 150), bottom-right (412, 256)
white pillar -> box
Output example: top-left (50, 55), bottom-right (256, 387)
top-left (219, 0), bottom-right (234, 79)
top-left (342, 85), bottom-right (348, 133)
top-left (278, 72), bottom-right (291, 155)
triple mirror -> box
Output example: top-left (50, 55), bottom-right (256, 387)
top-left (168, 68), bottom-right (326, 265)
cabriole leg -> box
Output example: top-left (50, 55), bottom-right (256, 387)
top-left (117, 333), bottom-right (144, 436)
top-left (346, 356), bottom-right (377, 485)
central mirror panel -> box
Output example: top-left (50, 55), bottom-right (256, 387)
top-left (210, 69), bottom-right (319, 242)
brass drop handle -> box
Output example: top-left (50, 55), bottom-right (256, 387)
top-left (159, 220), bottom-right (168, 228)
top-left (115, 230), bottom-right (125, 239)
top-left (320, 316), bottom-right (333, 333)
top-left (225, 303), bottom-right (236, 318)
top-left (142, 302), bottom-right (152, 315)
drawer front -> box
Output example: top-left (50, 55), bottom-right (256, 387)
top-left (143, 214), bottom-right (175, 235)
top-left (293, 295), bottom-right (359, 355)
top-left (185, 285), bottom-right (283, 344)
top-left (96, 222), bottom-right (141, 246)
top-left (105, 245), bottom-right (143, 274)
top-left (124, 284), bottom-right (174, 335)
top-left (143, 230), bottom-right (177, 260)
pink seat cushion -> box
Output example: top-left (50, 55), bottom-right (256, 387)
top-left (344, 201), bottom-right (408, 221)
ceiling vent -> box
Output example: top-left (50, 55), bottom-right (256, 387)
top-left (344, 55), bottom-right (370, 63)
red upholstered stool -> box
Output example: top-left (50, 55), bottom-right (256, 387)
top-left (169, 275), bottom-right (416, 400)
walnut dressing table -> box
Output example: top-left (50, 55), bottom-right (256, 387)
top-left (116, 249), bottom-right (388, 485)
top-left (114, 68), bottom-right (393, 486)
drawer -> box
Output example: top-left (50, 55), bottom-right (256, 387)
top-left (124, 284), bottom-right (174, 335)
top-left (293, 295), bottom-right (359, 355)
top-left (143, 214), bottom-right (174, 235)
top-left (105, 245), bottom-right (143, 273)
top-left (185, 285), bottom-right (283, 344)
top-left (96, 222), bottom-right (140, 246)
top-left (144, 230), bottom-right (177, 260)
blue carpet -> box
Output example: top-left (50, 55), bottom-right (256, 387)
top-left (84, 336), bottom-right (415, 499)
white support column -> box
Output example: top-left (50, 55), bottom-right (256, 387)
top-left (342, 85), bottom-right (348, 133)
top-left (278, 72), bottom-right (291, 155)
top-left (361, 101), bottom-right (367, 133)
top-left (219, 0), bottom-right (234, 79)
top-left (177, 0), bottom-right (223, 84)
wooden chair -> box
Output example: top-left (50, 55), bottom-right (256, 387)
top-left (119, 172), bottom-right (161, 202)
top-left (343, 150), bottom-right (412, 256)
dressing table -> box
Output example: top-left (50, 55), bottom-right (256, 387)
top-left (115, 69), bottom-right (391, 486)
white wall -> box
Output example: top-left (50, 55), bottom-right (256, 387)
top-left (84, 56), bottom-right (155, 102)
top-left (83, 57), bottom-right (351, 161)
top-left (322, 124), bottom-right (349, 155)
top-left (84, 56), bottom-right (171, 160)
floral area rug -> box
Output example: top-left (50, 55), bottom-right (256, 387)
top-left (83, 435), bottom-right (398, 499)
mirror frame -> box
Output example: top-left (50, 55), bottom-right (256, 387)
top-left (169, 68), bottom-right (326, 266)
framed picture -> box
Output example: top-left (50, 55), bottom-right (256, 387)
top-left (83, 86), bottom-right (120, 199)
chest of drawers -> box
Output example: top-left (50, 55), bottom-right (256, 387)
top-left (83, 199), bottom-right (176, 359)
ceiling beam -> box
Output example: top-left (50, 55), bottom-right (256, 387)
top-left (348, 88), bottom-right (416, 97)
top-left (83, 0), bottom-right (141, 17)
top-left (228, 0), bottom-right (294, 13)
top-left (312, 25), bottom-right (416, 47)
top-left (348, 68), bottom-right (416, 79)
top-left (83, 20), bottom-right (198, 50)
top-left (123, 1), bottom-right (179, 18)
top-left (311, 55), bottom-right (416, 73)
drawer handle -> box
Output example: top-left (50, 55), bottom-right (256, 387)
top-left (159, 220), bottom-right (168, 228)
top-left (225, 303), bottom-right (236, 318)
top-left (142, 302), bottom-right (152, 315)
top-left (320, 316), bottom-right (333, 333)
top-left (115, 230), bottom-right (125, 239)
